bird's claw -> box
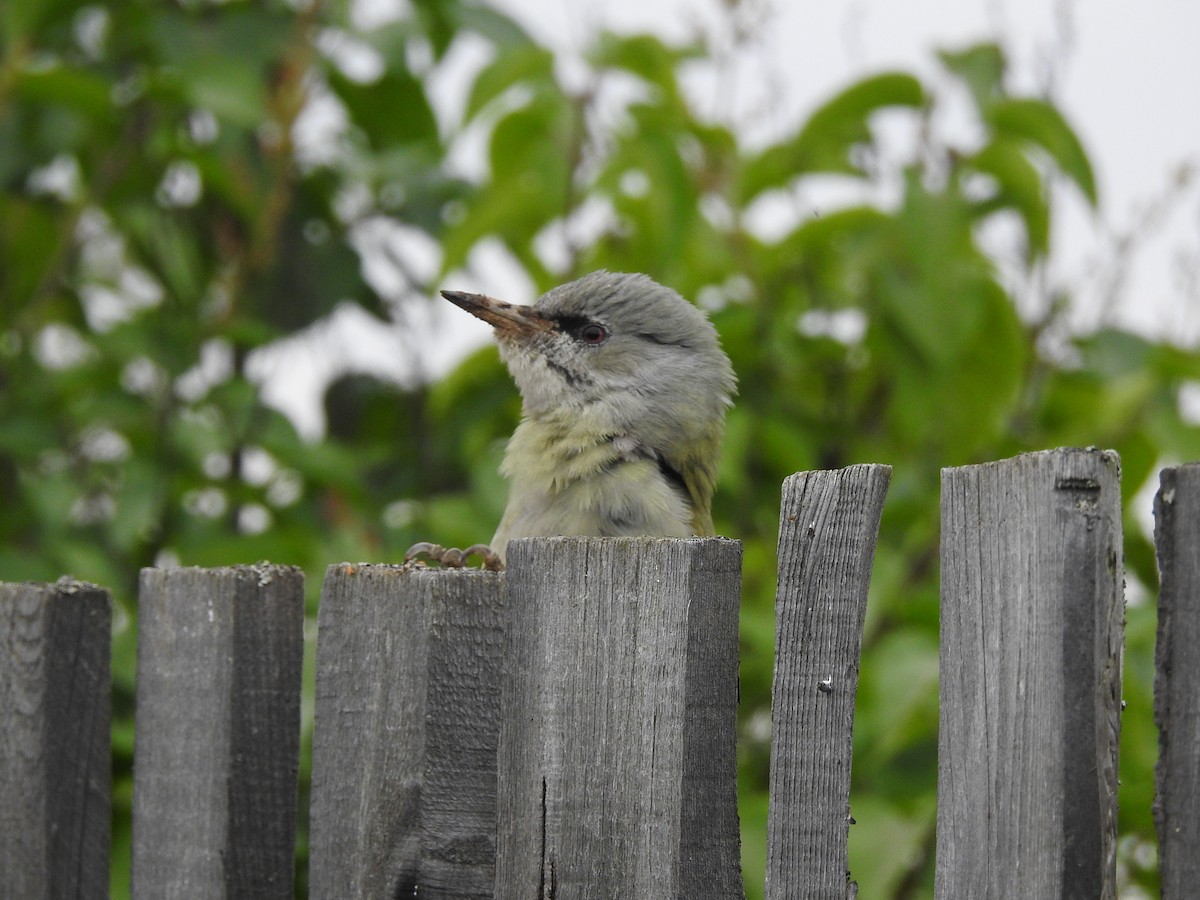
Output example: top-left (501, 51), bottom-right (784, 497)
top-left (403, 541), bottom-right (504, 572)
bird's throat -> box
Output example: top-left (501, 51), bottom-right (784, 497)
top-left (500, 417), bottom-right (628, 493)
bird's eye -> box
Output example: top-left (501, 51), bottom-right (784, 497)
top-left (578, 323), bottom-right (608, 345)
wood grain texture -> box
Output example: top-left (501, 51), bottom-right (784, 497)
top-left (766, 465), bottom-right (892, 900)
top-left (495, 537), bottom-right (744, 900)
top-left (131, 564), bottom-right (304, 899)
top-left (308, 564), bottom-right (505, 899)
top-left (0, 579), bottom-right (111, 899)
top-left (1153, 462), bottom-right (1200, 898)
top-left (936, 449), bottom-right (1123, 899)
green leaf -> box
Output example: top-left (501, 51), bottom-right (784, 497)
top-left (773, 206), bottom-right (891, 277)
top-left (255, 205), bottom-right (380, 330)
top-left (427, 345), bottom-right (518, 466)
top-left (857, 630), bottom-right (940, 762)
top-left (939, 42), bottom-right (1006, 112)
top-left (967, 138), bottom-right (1050, 258)
top-left (110, 460), bottom-right (165, 552)
top-left (459, 4), bottom-right (535, 49)
top-left (440, 91), bottom-right (574, 273)
top-left (149, 7), bottom-right (289, 127)
top-left (327, 67), bottom-right (440, 153)
top-left (180, 68), bottom-right (266, 131)
top-left (1078, 329), bottom-right (1157, 377)
top-left (15, 66), bottom-right (117, 125)
top-left (1, 197), bottom-right (62, 302)
top-left (0, 412), bottom-right (58, 459)
top-left (589, 31), bottom-right (701, 102)
top-left (874, 173), bottom-right (992, 368)
top-left (21, 468), bottom-right (79, 533)
top-left (118, 208), bottom-right (207, 308)
top-left (987, 98), bottom-right (1098, 205)
top-left (738, 73), bottom-right (925, 202)
top-left (847, 795), bottom-right (936, 897)
top-left (885, 277), bottom-right (1027, 457)
top-left (350, 19), bottom-right (421, 65)
top-left (2, 0), bottom-right (86, 46)
top-left (592, 108), bottom-right (697, 275)
top-left (411, 0), bottom-right (460, 58)
top-left (465, 44), bottom-right (555, 120)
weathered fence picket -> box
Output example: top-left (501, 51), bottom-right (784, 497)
top-left (131, 564), bottom-right (305, 898)
top-left (937, 449), bottom-right (1124, 898)
top-left (0, 579), bottom-right (111, 898)
top-left (4, 449), bottom-right (1200, 897)
top-left (496, 537), bottom-right (744, 899)
top-left (1153, 462), bottom-right (1200, 898)
top-left (766, 464), bottom-right (891, 900)
top-left (309, 563), bottom-right (505, 898)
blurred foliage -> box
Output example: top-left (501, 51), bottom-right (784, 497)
top-left (2, 0), bottom-right (1198, 896)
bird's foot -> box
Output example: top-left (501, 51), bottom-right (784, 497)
top-left (402, 541), bottom-right (504, 572)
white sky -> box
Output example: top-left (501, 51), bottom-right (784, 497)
top-left (259, 0), bottom-right (1200, 436)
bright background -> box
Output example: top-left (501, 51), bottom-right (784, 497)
top-left (3, 0), bottom-right (1199, 896)
top-left (263, 0), bottom-right (1200, 437)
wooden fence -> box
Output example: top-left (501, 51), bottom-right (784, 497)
top-left (1, 448), bottom-right (1198, 898)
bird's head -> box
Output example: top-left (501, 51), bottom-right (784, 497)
top-left (442, 271), bottom-right (736, 444)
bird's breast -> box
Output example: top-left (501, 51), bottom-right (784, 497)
top-left (491, 419), bottom-right (693, 553)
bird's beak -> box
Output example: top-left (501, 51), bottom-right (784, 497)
top-left (441, 290), bottom-right (553, 338)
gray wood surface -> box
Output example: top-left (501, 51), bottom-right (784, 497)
top-left (766, 465), bottom-right (892, 900)
top-left (936, 449), bottom-right (1123, 899)
top-left (0, 578), bottom-right (112, 898)
top-left (131, 564), bottom-right (304, 899)
top-left (495, 537), bottom-right (744, 900)
top-left (1153, 462), bottom-right (1200, 898)
top-left (308, 563), bottom-right (505, 899)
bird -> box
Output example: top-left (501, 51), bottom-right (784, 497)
top-left (404, 270), bottom-right (736, 570)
